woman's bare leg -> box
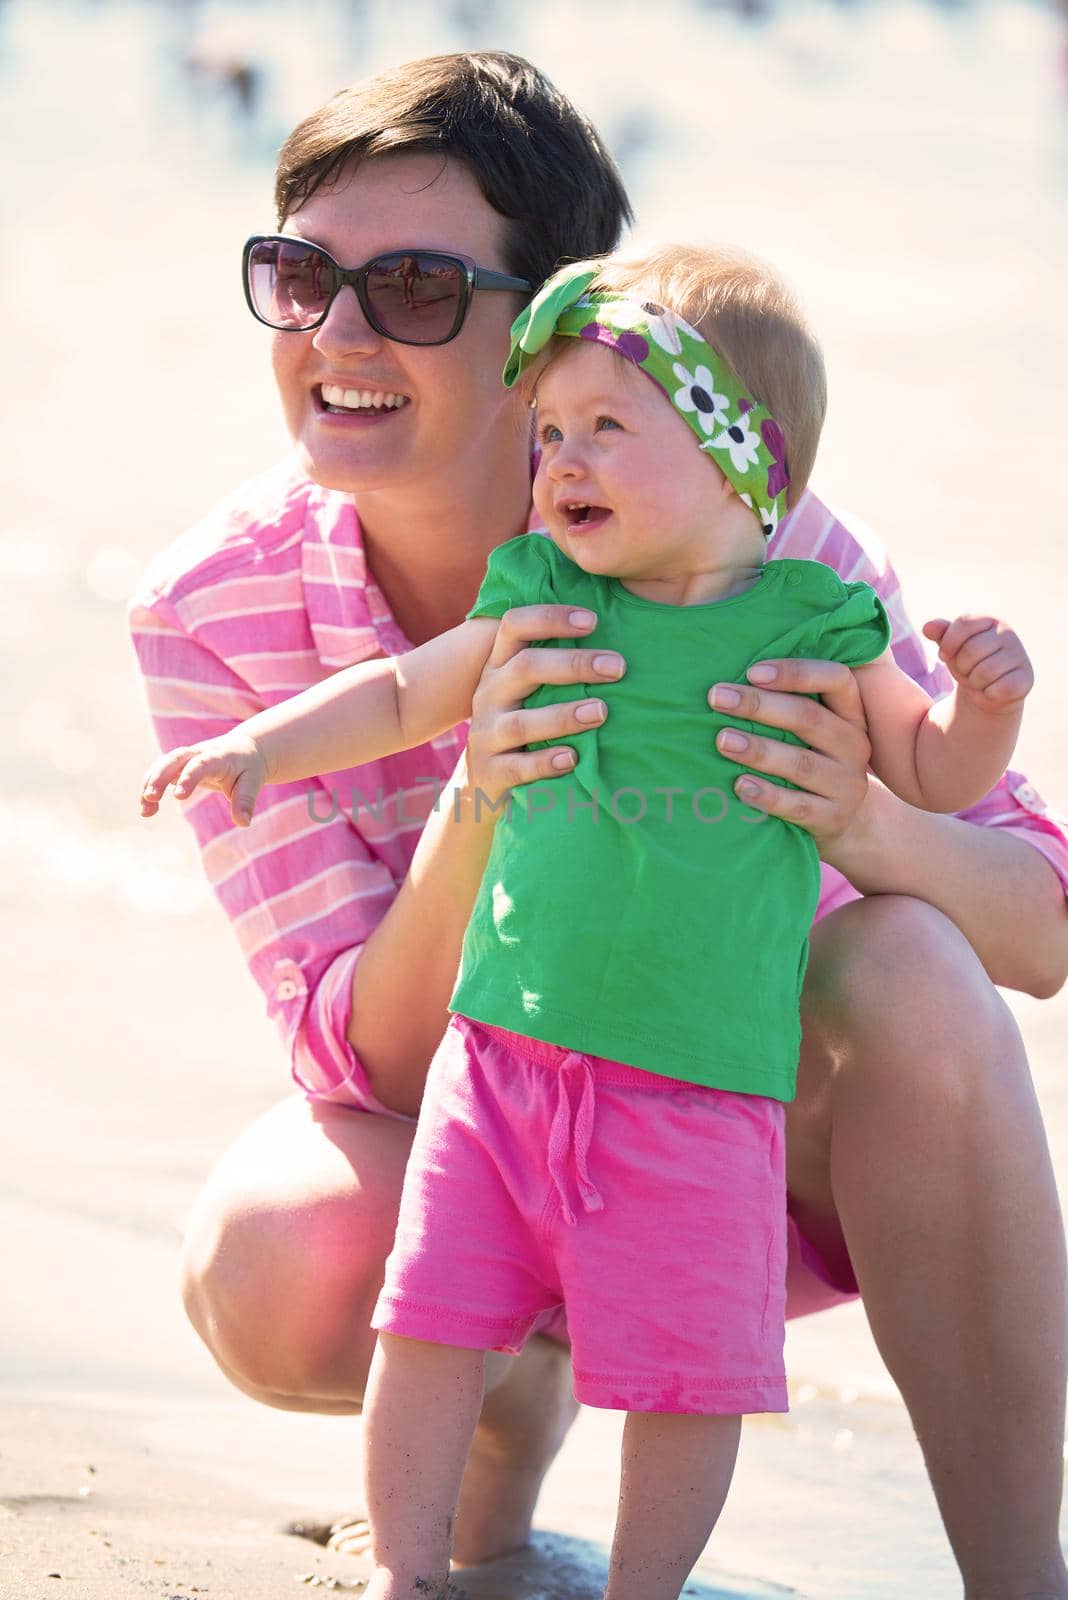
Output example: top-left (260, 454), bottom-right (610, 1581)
top-left (603, 1412), bottom-right (741, 1600)
top-left (361, 1333), bottom-right (486, 1600)
top-left (790, 894), bottom-right (1068, 1600)
top-left (178, 1095), bottom-right (579, 1564)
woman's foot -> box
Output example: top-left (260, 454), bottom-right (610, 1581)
top-left (329, 1333), bottom-right (580, 1567)
top-left (452, 1332), bottom-right (581, 1565)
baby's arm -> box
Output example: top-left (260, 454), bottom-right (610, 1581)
top-left (250, 618), bottom-right (500, 778)
top-left (139, 617), bottom-right (500, 826)
top-left (852, 614), bottom-right (1034, 813)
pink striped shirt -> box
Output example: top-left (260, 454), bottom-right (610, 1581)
top-left (127, 457), bottom-right (1068, 1115)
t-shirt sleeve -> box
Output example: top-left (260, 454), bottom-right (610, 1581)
top-left (466, 533), bottom-right (555, 621)
top-left (806, 579), bottom-right (892, 669)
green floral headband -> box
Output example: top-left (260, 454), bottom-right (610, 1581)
top-left (504, 263), bottom-right (790, 539)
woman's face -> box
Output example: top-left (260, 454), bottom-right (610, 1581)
top-left (270, 152), bottom-right (528, 496)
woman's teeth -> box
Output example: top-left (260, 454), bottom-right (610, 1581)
top-left (320, 384), bottom-right (409, 412)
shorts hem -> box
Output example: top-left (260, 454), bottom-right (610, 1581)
top-left (784, 1211), bottom-right (860, 1319)
top-left (572, 1367), bottom-right (789, 1416)
top-left (371, 1292), bottom-right (548, 1355)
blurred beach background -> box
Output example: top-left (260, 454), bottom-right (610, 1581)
top-left (2, 0), bottom-right (1067, 1595)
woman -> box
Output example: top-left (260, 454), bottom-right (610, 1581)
top-left (129, 51), bottom-right (1068, 1597)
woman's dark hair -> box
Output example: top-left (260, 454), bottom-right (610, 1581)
top-left (274, 51), bottom-right (634, 290)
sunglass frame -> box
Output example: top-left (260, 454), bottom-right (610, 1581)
top-left (242, 235), bottom-right (532, 345)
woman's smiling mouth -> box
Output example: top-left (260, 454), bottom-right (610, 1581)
top-left (318, 383), bottom-right (411, 416)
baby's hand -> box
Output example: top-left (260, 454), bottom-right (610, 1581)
top-left (923, 614), bottom-right (1034, 715)
top-left (139, 731), bottom-right (268, 827)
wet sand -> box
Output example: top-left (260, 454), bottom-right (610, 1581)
top-left (3, 0), bottom-right (1067, 1595)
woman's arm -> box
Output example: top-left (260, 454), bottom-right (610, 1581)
top-left (826, 777), bottom-right (1068, 999)
top-left (347, 605), bottom-right (629, 1117)
top-left (708, 658), bottom-right (1068, 998)
top-left (344, 750), bottom-right (503, 1117)
top-left (707, 492), bottom-right (1066, 995)
top-left (131, 586), bottom-right (622, 1116)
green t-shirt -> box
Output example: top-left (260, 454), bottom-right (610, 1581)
top-left (450, 533), bottom-right (891, 1102)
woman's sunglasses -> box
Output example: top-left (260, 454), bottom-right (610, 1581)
top-left (242, 235), bottom-right (532, 346)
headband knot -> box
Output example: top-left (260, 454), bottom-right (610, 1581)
top-left (505, 261), bottom-right (790, 539)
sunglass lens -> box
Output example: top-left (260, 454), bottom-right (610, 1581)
top-left (365, 254), bottom-right (464, 343)
top-left (248, 240), bottom-right (334, 329)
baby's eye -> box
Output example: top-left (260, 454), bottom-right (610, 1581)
top-left (596, 415), bottom-right (622, 432)
top-left (539, 422), bottom-right (563, 445)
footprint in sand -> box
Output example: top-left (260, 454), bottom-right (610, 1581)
top-left (287, 1516), bottom-right (795, 1600)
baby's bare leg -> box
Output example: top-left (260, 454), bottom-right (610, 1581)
top-left (362, 1331), bottom-right (487, 1600)
top-left (603, 1411), bottom-right (742, 1600)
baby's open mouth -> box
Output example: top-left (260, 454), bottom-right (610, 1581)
top-left (564, 502), bottom-right (610, 528)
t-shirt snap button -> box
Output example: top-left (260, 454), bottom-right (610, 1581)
top-left (786, 571), bottom-right (803, 588)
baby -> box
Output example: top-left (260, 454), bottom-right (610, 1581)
top-left (139, 244), bottom-right (1033, 1600)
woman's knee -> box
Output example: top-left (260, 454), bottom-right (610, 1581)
top-left (180, 1097), bottom-right (413, 1409)
top-left (802, 895), bottom-right (1024, 1107)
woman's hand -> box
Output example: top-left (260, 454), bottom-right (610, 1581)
top-left (464, 605), bottom-right (626, 808)
top-left (139, 730), bottom-right (269, 828)
top-left (708, 658), bottom-right (872, 856)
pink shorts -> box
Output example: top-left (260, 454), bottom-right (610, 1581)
top-left (370, 1015), bottom-right (789, 1415)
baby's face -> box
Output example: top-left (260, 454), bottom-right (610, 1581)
top-left (531, 341), bottom-right (735, 583)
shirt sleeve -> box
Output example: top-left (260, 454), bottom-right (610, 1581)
top-left (127, 589), bottom-right (418, 1123)
top-left (755, 572), bottom-right (892, 675)
top-left (807, 578), bottom-right (893, 670)
top-left (777, 492), bottom-right (1068, 911)
top-left (466, 533), bottom-right (554, 621)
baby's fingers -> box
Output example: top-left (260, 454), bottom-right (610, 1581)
top-left (174, 750), bottom-right (265, 827)
top-left (140, 748), bottom-right (198, 815)
top-left (170, 750), bottom-right (239, 803)
top-left (930, 614), bottom-right (997, 665)
top-left (985, 667), bottom-right (1034, 705)
top-left (969, 653), bottom-right (1035, 708)
top-left (230, 772), bottom-right (264, 827)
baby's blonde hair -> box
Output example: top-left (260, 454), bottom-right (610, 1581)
top-left (523, 242), bottom-right (827, 507)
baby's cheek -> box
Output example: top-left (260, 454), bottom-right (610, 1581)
top-left (532, 464), bottom-right (553, 528)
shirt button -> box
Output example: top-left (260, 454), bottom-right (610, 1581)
top-left (276, 979), bottom-right (300, 1001)
top-left (1013, 782), bottom-right (1041, 809)
top-left (787, 571), bottom-right (803, 588)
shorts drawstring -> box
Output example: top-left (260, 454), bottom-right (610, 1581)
top-left (546, 1050), bottom-right (604, 1226)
